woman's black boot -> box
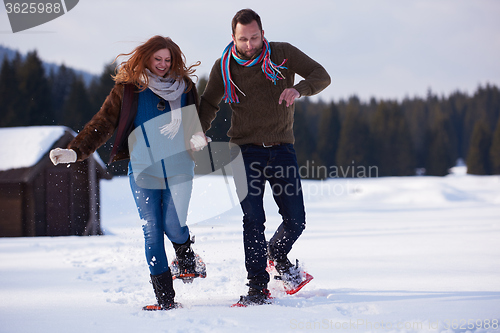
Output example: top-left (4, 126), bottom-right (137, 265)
top-left (173, 237), bottom-right (196, 275)
top-left (143, 269), bottom-right (180, 311)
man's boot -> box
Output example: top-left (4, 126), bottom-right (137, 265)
top-left (232, 282), bottom-right (272, 307)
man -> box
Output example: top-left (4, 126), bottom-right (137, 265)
top-left (199, 8), bottom-right (331, 306)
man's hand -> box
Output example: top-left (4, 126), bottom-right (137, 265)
top-left (279, 88), bottom-right (300, 107)
top-left (190, 132), bottom-right (211, 151)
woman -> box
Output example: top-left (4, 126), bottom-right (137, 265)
top-left (50, 35), bottom-right (208, 310)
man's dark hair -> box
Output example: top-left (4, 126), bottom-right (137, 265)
top-left (232, 9), bottom-right (262, 35)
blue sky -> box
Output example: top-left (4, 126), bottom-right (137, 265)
top-left (1, 0), bottom-right (499, 102)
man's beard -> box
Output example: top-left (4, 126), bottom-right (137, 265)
top-left (236, 45), bottom-right (263, 60)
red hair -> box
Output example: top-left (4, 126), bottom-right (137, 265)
top-left (113, 35), bottom-right (200, 92)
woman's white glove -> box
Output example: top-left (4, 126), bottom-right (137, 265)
top-left (159, 109), bottom-right (182, 139)
top-left (49, 148), bottom-right (77, 165)
top-left (190, 133), bottom-right (211, 151)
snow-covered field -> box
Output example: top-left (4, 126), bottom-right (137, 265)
top-left (1, 167), bottom-right (500, 333)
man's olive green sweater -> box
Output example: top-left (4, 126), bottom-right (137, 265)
top-left (199, 42), bottom-right (331, 145)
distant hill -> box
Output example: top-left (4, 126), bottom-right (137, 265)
top-left (0, 45), bottom-right (96, 86)
top-left (0, 45), bottom-right (18, 61)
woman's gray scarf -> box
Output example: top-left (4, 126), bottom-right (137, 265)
top-left (145, 69), bottom-right (186, 139)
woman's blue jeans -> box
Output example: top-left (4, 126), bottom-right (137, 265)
top-left (129, 174), bottom-right (192, 275)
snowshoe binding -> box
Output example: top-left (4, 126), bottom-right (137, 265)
top-left (267, 259), bottom-right (313, 295)
top-left (170, 236), bottom-right (206, 284)
top-left (142, 303), bottom-right (182, 311)
top-left (170, 253), bottom-right (206, 283)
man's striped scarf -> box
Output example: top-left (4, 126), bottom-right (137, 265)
top-left (221, 38), bottom-right (287, 103)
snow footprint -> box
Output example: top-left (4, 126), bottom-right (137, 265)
top-left (335, 303), bottom-right (379, 317)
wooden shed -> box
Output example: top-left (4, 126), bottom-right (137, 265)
top-left (0, 126), bottom-right (112, 237)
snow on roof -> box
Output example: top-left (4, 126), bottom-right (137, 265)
top-left (0, 126), bottom-right (71, 172)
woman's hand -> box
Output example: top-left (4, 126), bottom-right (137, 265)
top-left (49, 148), bottom-right (77, 165)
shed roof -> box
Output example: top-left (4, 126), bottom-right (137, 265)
top-left (0, 126), bottom-right (71, 172)
top-left (0, 126), bottom-right (110, 183)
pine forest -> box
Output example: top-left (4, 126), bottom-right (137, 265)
top-left (1, 50), bottom-right (499, 178)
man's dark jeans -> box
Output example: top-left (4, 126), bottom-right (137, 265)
top-left (232, 143), bottom-right (306, 286)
